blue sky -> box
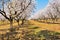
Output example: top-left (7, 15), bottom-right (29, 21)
top-left (36, 0), bottom-right (49, 11)
top-left (0, 0), bottom-right (9, 8)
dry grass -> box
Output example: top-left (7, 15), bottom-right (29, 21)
top-left (29, 20), bottom-right (60, 32)
top-left (0, 20), bottom-right (60, 34)
top-left (0, 21), bottom-right (22, 29)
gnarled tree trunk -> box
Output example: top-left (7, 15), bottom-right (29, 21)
top-left (21, 19), bottom-right (25, 25)
top-left (10, 16), bottom-right (13, 28)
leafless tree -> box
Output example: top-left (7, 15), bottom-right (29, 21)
top-left (0, 0), bottom-right (35, 28)
top-left (47, 9), bottom-right (58, 23)
top-left (21, 13), bottom-right (30, 25)
top-left (46, 0), bottom-right (60, 23)
top-left (14, 0), bottom-right (35, 26)
top-left (14, 14), bottom-right (23, 26)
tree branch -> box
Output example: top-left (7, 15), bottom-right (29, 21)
top-left (14, 0), bottom-right (32, 18)
top-left (0, 9), bottom-right (10, 21)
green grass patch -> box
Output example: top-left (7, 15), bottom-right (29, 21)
top-left (28, 25), bottom-right (39, 29)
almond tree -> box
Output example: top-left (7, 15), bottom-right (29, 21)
top-left (14, 0), bottom-right (35, 26)
top-left (48, 0), bottom-right (60, 22)
top-left (0, 0), bottom-right (36, 28)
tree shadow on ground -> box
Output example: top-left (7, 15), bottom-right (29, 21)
top-left (37, 30), bottom-right (60, 40)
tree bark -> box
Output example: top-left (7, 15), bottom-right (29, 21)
top-left (10, 16), bottom-right (13, 28)
top-left (21, 19), bottom-right (25, 25)
top-left (17, 19), bottom-right (20, 27)
top-left (1, 34), bottom-right (4, 40)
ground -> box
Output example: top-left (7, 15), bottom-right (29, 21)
top-left (0, 20), bottom-right (60, 33)
top-left (0, 20), bottom-right (60, 40)
top-left (29, 20), bottom-right (60, 32)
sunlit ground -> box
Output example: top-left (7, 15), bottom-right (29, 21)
top-left (0, 20), bottom-right (60, 33)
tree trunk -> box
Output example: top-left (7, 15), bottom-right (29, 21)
top-left (10, 19), bottom-right (13, 28)
top-left (9, 16), bottom-right (13, 29)
top-left (18, 21), bottom-right (19, 26)
top-left (17, 20), bottom-right (19, 27)
top-left (21, 19), bottom-right (25, 25)
top-left (1, 34), bottom-right (4, 40)
top-left (7, 35), bottom-right (9, 40)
